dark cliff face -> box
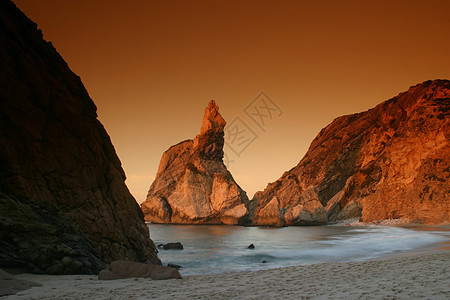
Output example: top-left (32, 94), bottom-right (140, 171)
top-left (252, 80), bottom-right (450, 226)
top-left (0, 1), bottom-right (160, 274)
top-left (141, 100), bottom-right (250, 224)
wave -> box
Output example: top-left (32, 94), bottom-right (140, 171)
top-left (150, 224), bottom-right (449, 275)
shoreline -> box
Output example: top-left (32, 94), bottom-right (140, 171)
top-left (146, 219), bottom-right (450, 228)
top-left (3, 250), bottom-right (449, 299)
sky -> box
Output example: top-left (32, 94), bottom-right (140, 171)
top-left (14, 0), bottom-right (450, 203)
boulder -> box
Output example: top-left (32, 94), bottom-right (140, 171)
top-left (158, 242), bottom-right (184, 250)
top-left (98, 261), bottom-right (181, 280)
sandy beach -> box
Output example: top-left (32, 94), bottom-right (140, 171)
top-left (2, 250), bottom-right (449, 300)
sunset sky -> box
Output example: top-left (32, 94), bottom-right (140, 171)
top-left (14, 0), bottom-right (450, 203)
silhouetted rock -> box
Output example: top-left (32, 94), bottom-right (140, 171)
top-left (248, 244), bottom-right (255, 249)
top-left (0, 0), bottom-right (160, 274)
top-left (98, 261), bottom-right (181, 280)
top-left (252, 80), bottom-right (450, 226)
top-left (159, 242), bottom-right (184, 250)
top-left (141, 101), bottom-right (250, 224)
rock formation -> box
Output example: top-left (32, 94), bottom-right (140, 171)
top-left (98, 261), bottom-right (181, 280)
top-left (252, 80), bottom-right (449, 226)
top-left (141, 101), bottom-right (250, 224)
top-left (0, 0), bottom-right (160, 274)
top-left (158, 242), bottom-right (184, 250)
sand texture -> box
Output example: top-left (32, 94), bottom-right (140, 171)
top-left (3, 251), bottom-right (449, 299)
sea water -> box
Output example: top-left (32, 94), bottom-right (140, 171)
top-left (147, 224), bottom-right (449, 276)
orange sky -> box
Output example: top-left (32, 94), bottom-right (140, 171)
top-left (14, 0), bottom-right (450, 203)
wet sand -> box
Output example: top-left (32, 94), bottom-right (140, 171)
top-left (3, 250), bottom-right (449, 299)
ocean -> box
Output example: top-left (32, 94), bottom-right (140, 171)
top-left (147, 224), bottom-right (449, 276)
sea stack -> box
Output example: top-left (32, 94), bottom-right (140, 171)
top-left (0, 0), bottom-right (160, 274)
top-left (252, 80), bottom-right (449, 226)
top-left (141, 101), bottom-right (250, 224)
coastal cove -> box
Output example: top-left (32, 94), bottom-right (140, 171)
top-left (1, 1), bottom-right (449, 299)
top-left (149, 224), bottom-right (450, 276)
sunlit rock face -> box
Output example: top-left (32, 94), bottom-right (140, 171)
top-left (253, 80), bottom-right (450, 226)
top-left (0, 0), bottom-right (160, 274)
top-left (141, 101), bottom-right (250, 224)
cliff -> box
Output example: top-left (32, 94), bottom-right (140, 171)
top-left (141, 101), bottom-right (250, 224)
top-left (252, 80), bottom-right (449, 226)
top-left (0, 0), bottom-right (160, 274)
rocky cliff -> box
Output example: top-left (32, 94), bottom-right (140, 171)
top-left (141, 101), bottom-right (250, 224)
top-left (0, 0), bottom-right (160, 274)
top-left (252, 80), bottom-right (449, 226)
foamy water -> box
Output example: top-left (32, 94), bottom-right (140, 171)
top-left (148, 224), bottom-right (449, 275)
